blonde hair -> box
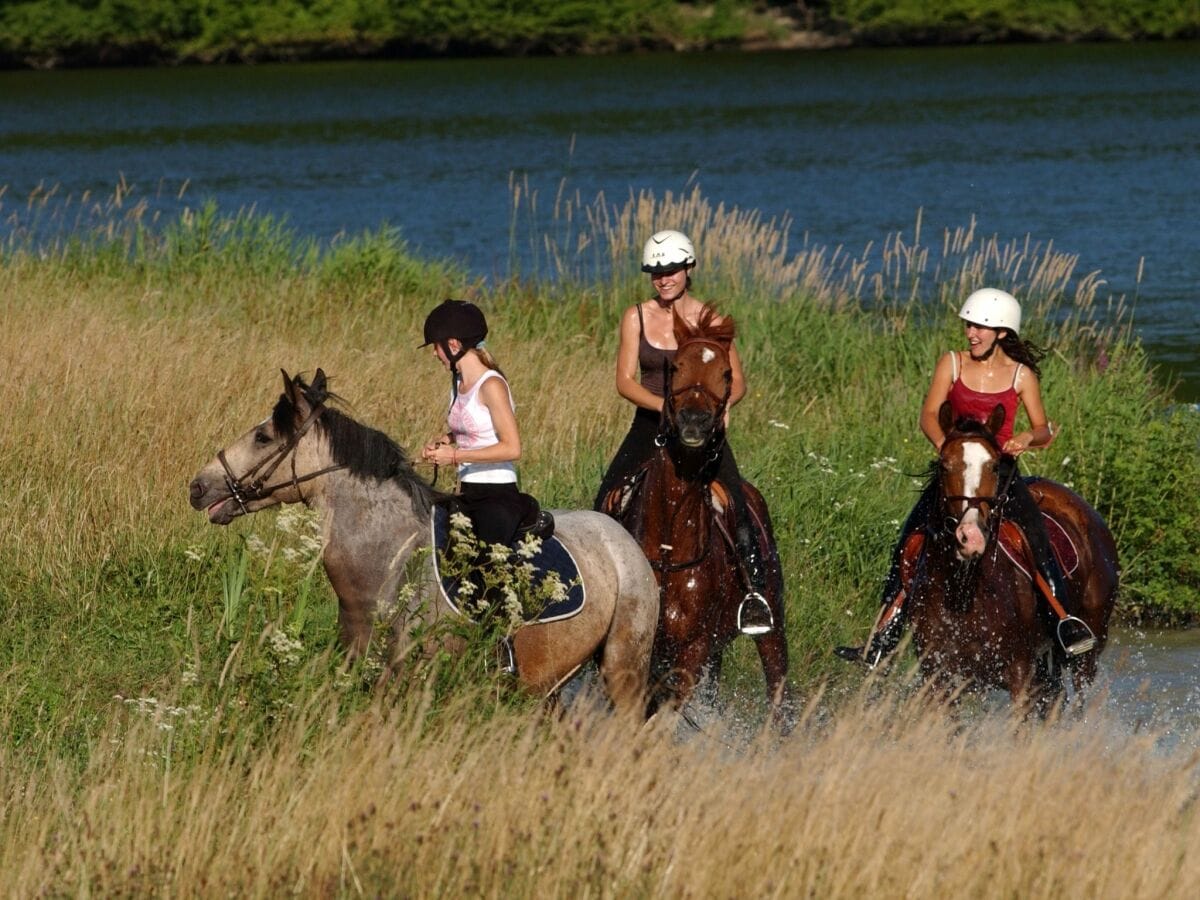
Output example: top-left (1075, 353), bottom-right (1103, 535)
top-left (467, 346), bottom-right (505, 379)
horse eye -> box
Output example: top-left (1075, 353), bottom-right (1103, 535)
top-left (254, 429), bottom-right (272, 445)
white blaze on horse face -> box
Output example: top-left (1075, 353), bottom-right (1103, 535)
top-left (954, 441), bottom-right (992, 558)
top-left (700, 347), bottom-right (716, 364)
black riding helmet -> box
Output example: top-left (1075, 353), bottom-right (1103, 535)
top-left (421, 299), bottom-right (489, 401)
top-left (420, 299), bottom-right (488, 355)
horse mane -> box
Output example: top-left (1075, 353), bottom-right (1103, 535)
top-left (674, 305), bottom-right (736, 348)
top-left (273, 373), bottom-right (443, 513)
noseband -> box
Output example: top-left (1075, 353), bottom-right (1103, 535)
top-left (937, 435), bottom-right (1018, 537)
top-left (216, 401), bottom-right (346, 515)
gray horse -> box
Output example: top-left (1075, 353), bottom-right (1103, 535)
top-left (188, 369), bottom-right (658, 715)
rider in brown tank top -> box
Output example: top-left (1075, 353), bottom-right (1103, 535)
top-left (593, 229), bottom-right (774, 635)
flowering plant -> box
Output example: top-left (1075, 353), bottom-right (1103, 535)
top-left (438, 510), bottom-right (572, 634)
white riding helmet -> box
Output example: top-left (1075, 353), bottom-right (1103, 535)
top-left (641, 229), bottom-right (696, 273)
top-left (959, 287), bottom-right (1022, 334)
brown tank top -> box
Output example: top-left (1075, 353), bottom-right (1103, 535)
top-left (636, 303), bottom-right (675, 398)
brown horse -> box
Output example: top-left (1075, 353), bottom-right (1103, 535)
top-left (188, 370), bottom-right (659, 716)
top-left (907, 401), bottom-right (1119, 709)
top-left (618, 310), bottom-right (789, 715)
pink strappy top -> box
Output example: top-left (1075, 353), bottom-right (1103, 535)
top-left (946, 351), bottom-right (1021, 446)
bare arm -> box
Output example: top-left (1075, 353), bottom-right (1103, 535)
top-left (1004, 368), bottom-right (1053, 456)
top-left (423, 377), bottom-right (521, 466)
top-left (615, 304), bottom-right (664, 413)
top-left (919, 352), bottom-right (957, 450)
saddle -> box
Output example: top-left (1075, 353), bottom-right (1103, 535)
top-left (430, 503), bottom-right (583, 625)
top-left (899, 512), bottom-right (1078, 593)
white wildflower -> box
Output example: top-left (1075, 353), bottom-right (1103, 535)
top-left (456, 579), bottom-right (476, 599)
top-left (449, 511), bottom-right (473, 532)
top-left (516, 534), bottom-right (543, 559)
top-left (245, 534), bottom-right (269, 557)
top-left (267, 628), bottom-right (304, 667)
top-left (488, 543), bottom-right (511, 564)
top-left (1062, 456), bottom-right (1072, 467)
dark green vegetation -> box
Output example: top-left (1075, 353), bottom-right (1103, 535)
top-left (1, 0), bottom-right (1196, 68)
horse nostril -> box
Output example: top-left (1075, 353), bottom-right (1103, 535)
top-left (188, 479), bottom-right (204, 503)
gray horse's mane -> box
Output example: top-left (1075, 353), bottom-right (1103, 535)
top-left (273, 374), bottom-right (444, 514)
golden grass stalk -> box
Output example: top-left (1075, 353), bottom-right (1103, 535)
top-left (1, 683), bottom-right (1196, 897)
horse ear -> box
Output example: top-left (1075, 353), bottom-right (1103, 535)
top-left (938, 401), bottom-right (954, 435)
top-left (309, 368), bottom-right (329, 404)
top-left (281, 369), bottom-right (299, 406)
top-left (987, 403), bottom-right (1007, 437)
top-left (672, 307), bottom-right (692, 346)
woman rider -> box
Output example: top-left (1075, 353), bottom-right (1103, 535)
top-left (419, 299), bottom-right (528, 550)
top-left (593, 229), bottom-right (774, 636)
top-left (835, 287), bottom-right (1096, 666)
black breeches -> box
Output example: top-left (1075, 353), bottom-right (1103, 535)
top-left (458, 481), bottom-right (525, 548)
top-left (594, 407), bottom-right (660, 511)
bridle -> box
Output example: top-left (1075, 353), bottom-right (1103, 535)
top-left (656, 338), bottom-right (732, 458)
top-left (937, 434), bottom-right (1018, 539)
top-left (216, 400), bottom-right (346, 516)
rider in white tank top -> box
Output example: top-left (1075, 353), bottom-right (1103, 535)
top-left (448, 370), bottom-right (517, 485)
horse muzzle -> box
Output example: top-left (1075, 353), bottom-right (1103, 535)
top-left (675, 409), bottom-right (716, 448)
top-left (954, 516), bottom-right (988, 559)
top-left (188, 475), bottom-right (244, 525)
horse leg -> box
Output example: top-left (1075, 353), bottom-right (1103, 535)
top-left (597, 606), bottom-right (656, 721)
top-left (754, 630), bottom-right (791, 727)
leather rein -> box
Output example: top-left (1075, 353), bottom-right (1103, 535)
top-left (216, 401), bottom-right (346, 516)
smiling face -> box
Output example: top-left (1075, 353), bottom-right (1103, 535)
top-left (964, 320), bottom-right (1005, 359)
top-left (649, 266), bottom-right (690, 304)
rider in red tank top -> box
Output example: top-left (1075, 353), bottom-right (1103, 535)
top-left (835, 288), bottom-right (1096, 666)
top-left (947, 351), bottom-right (1021, 447)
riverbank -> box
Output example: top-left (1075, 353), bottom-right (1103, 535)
top-left (1, 0), bottom-right (1196, 69)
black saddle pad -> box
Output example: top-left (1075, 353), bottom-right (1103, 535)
top-left (430, 505), bottom-right (585, 623)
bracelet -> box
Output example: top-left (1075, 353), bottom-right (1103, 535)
top-left (452, 449), bottom-right (458, 466)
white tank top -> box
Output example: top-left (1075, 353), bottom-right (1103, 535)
top-left (447, 370), bottom-right (517, 484)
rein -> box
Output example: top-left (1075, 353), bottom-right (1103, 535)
top-left (217, 402), bottom-right (346, 515)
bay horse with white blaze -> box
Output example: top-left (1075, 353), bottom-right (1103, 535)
top-left (617, 310), bottom-right (789, 714)
top-left (908, 401), bottom-right (1119, 709)
top-left (188, 370), bottom-right (659, 716)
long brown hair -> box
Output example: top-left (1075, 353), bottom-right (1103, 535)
top-left (999, 331), bottom-right (1047, 379)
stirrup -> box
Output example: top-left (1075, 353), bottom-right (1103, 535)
top-left (496, 635), bottom-right (518, 676)
top-left (737, 591), bottom-right (774, 636)
top-left (1057, 616), bottom-right (1097, 657)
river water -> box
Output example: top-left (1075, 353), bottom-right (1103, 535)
top-left (1, 42), bottom-right (1198, 395)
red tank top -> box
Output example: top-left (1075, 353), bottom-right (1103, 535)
top-left (946, 352), bottom-right (1020, 446)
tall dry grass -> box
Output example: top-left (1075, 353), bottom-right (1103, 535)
top-left (1, 682), bottom-right (1196, 897)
